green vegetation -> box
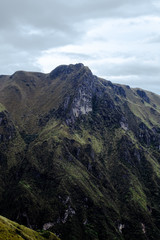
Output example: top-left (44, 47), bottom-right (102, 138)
top-left (0, 103), bottom-right (5, 112)
top-left (0, 64), bottom-right (159, 239)
top-left (0, 215), bottom-right (60, 240)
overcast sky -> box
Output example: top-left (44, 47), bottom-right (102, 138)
top-left (1, 0), bottom-right (160, 94)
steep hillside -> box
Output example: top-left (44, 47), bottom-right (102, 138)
top-left (0, 63), bottom-right (160, 240)
top-left (0, 215), bottom-right (60, 240)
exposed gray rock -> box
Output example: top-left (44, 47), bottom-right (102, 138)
top-left (118, 223), bottom-right (125, 233)
top-left (120, 116), bottom-right (128, 130)
top-left (141, 223), bottom-right (146, 234)
top-left (43, 222), bottom-right (55, 230)
top-left (65, 69), bottom-right (94, 125)
top-left (62, 206), bottom-right (76, 224)
top-left (71, 86), bottom-right (92, 118)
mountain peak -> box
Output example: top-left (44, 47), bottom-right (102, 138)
top-left (49, 63), bottom-right (86, 80)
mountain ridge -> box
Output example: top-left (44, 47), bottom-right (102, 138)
top-left (0, 63), bottom-right (160, 239)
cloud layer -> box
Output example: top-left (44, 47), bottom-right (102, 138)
top-left (1, 0), bottom-right (160, 93)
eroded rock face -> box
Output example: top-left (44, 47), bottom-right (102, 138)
top-left (120, 116), bottom-right (128, 131)
top-left (71, 85), bottom-right (92, 118)
top-left (65, 68), bottom-right (95, 125)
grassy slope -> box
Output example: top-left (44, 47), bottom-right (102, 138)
top-left (0, 215), bottom-right (60, 240)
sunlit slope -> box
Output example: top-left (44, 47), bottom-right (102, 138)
top-left (0, 215), bottom-right (60, 240)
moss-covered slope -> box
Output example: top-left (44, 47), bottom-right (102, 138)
top-left (0, 215), bottom-right (60, 240)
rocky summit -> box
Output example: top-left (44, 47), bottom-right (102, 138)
top-left (0, 63), bottom-right (160, 240)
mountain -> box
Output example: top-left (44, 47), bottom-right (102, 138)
top-left (0, 215), bottom-right (60, 240)
top-left (0, 63), bottom-right (159, 240)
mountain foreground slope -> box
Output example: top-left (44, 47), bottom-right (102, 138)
top-left (0, 215), bottom-right (60, 240)
top-left (0, 63), bottom-right (160, 239)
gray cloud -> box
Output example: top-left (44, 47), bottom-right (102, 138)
top-left (0, 0), bottom-right (160, 94)
top-left (0, 0), bottom-right (155, 29)
top-left (146, 34), bottom-right (160, 43)
top-left (112, 75), bottom-right (160, 94)
top-left (102, 62), bottom-right (160, 77)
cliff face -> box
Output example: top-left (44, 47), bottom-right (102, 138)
top-left (0, 64), bottom-right (160, 240)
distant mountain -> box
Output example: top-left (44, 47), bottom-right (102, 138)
top-left (0, 63), bottom-right (160, 240)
